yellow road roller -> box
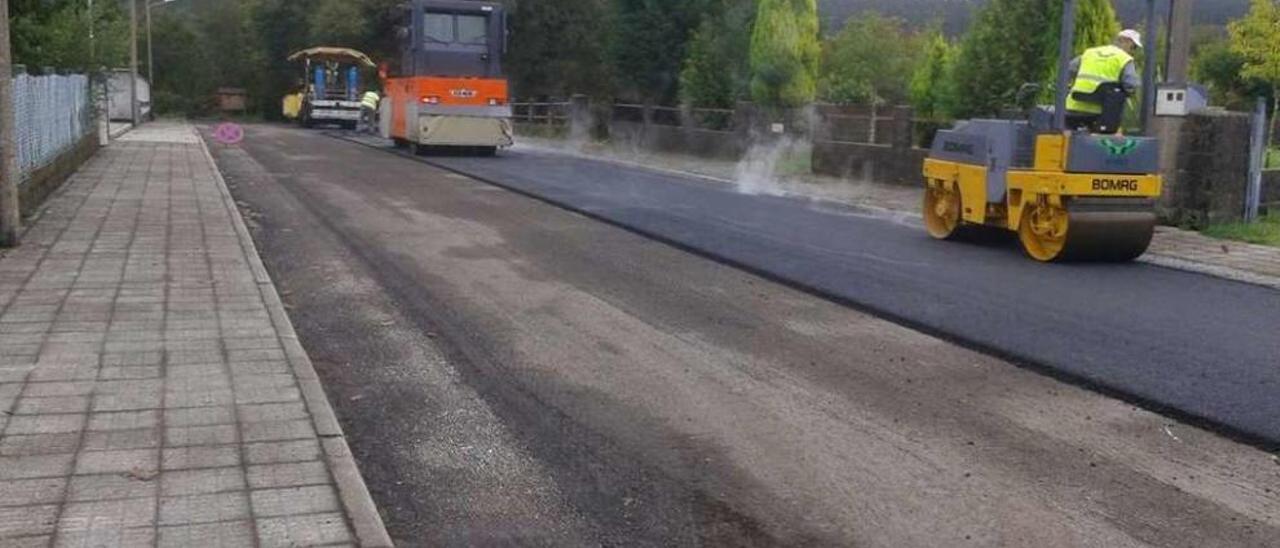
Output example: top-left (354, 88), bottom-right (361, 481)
top-left (923, 126), bottom-right (1161, 262)
top-left (922, 0), bottom-right (1164, 262)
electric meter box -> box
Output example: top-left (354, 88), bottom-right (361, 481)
top-left (1155, 84), bottom-right (1208, 117)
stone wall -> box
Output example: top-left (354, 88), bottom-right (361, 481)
top-left (610, 121), bottom-right (744, 161)
top-left (811, 106), bottom-right (927, 186)
top-left (19, 131), bottom-right (99, 218)
top-left (1163, 110), bottom-right (1257, 225)
top-left (1262, 170), bottom-right (1280, 212)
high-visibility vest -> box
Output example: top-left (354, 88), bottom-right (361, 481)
top-left (361, 91), bottom-right (380, 110)
top-left (1066, 45), bottom-right (1133, 114)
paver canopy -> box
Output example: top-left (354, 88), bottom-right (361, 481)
top-left (286, 47), bottom-right (376, 68)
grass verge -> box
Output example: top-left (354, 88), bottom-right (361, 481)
top-left (1202, 214), bottom-right (1280, 247)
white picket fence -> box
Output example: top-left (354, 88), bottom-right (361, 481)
top-left (13, 72), bottom-right (92, 181)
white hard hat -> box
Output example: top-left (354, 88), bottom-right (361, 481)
top-left (1118, 29), bottom-right (1143, 48)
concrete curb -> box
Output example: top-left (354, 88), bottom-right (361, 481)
top-left (1140, 253), bottom-right (1280, 290)
top-left (195, 126), bottom-right (395, 547)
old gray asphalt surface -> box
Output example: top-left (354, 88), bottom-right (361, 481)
top-left (343, 134), bottom-right (1280, 447)
top-left (209, 125), bottom-right (1280, 546)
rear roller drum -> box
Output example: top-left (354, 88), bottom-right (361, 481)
top-left (923, 184), bottom-right (963, 240)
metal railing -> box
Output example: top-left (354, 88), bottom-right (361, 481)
top-left (511, 101), bottom-right (570, 125)
top-left (13, 72), bottom-right (92, 181)
top-left (611, 103), bottom-right (735, 132)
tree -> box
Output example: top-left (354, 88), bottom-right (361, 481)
top-left (819, 12), bottom-right (921, 107)
top-left (1043, 0), bottom-right (1122, 100)
top-left (749, 0), bottom-right (820, 110)
top-left (309, 0), bottom-right (373, 48)
top-left (909, 28), bottom-right (956, 120)
top-left (948, 0), bottom-right (1121, 118)
top-left (508, 0), bottom-right (614, 99)
top-left (247, 0), bottom-right (314, 119)
top-left (11, 0), bottom-right (129, 71)
top-left (1192, 33), bottom-right (1271, 111)
top-left (610, 0), bottom-right (711, 103)
top-left (150, 12), bottom-right (216, 116)
top-left (1229, 0), bottom-right (1280, 148)
top-left (678, 0), bottom-right (756, 108)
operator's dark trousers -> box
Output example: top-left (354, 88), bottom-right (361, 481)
top-left (1065, 112), bottom-right (1100, 132)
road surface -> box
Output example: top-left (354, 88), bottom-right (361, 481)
top-left (344, 132), bottom-right (1280, 447)
top-left (208, 124), bottom-right (1280, 547)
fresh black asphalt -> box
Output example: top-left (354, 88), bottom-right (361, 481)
top-left (336, 135), bottom-right (1280, 447)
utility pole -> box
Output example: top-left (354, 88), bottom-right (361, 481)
top-left (130, 0), bottom-right (140, 126)
top-left (1166, 0), bottom-right (1193, 83)
top-left (146, 0), bottom-right (153, 87)
top-left (88, 0), bottom-right (95, 64)
top-left (0, 0), bottom-right (20, 246)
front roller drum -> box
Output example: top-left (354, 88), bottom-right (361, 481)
top-left (1019, 198), bottom-right (1156, 262)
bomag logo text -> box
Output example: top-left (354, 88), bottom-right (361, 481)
top-left (943, 141), bottom-right (975, 155)
top-left (1091, 178), bottom-right (1140, 192)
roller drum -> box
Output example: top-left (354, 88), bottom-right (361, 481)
top-left (1060, 198), bottom-right (1157, 262)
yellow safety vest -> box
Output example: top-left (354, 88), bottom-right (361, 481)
top-left (1066, 45), bottom-right (1133, 114)
top-left (361, 91), bottom-right (380, 109)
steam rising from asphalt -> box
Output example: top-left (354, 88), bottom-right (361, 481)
top-left (733, 136), bottom-right (802, 196)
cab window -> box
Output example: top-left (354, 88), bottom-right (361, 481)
top-left (423, 13), bottom-right (454, 44)
top-left (457, 15), bottom-right (488, 45)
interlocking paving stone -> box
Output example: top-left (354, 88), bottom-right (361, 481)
top-left (0, 453), bottom-right (75, 479)
top-left (58, 497), bottom-right (157, 531)
top-left (53, 526), bottom-right (154, 548)
top-left (157, 520), bottom-right (254, 548)
top-left (158, 492), bottom-right (251, 526)
top-left (81, 428), bottom-right (161, 452)
top-left (244, 439), bottom-right (322, 465)
top-left (164, 424), bottom-right (238, 447)
top-left (13, 396), bottom-right (91, 415)
top-left (5, 414), bottom-right (86, 435)
top-left (87, 410), bottom-right (160, 432)
top-left (160, 467), bottom-right (246, 497)
top-left (163, 406), bottom-right (235, 428)
top-left (249, 485), bottom-right (341, 518)
top-left (161, 445), bottom-right (241, 471)
top-left (246, 461), bottom-right (329, 490)
top-left (0, 504), bottom-right (59, 538)
top-left (236, 402), bottom-right (308, 424)
top-left (67, 473), bottom-right (159, 502)
top-left (0, 478), bottom-right (67, 507)
top-left (257, 512), bottom-right (352, 547)
top-left (1, 433), bottom-right (82, 456)
top-left (74, 449), bottom-right (159, 476)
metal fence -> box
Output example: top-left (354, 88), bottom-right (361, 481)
top-left (511, 101), bottom-right (571, 126)
top-left (13, 72), bottom-right (92, 182)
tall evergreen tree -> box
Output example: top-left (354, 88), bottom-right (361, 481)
top-left (909, 28), bottom-right (956, 120)
top-left (818, 11), bottom-right (921, 106)
top-left (610, 0), bottom-right (711, 103)
top-left (749, 0), bottom-right (820, 109)
top-left (508, 0), bottom-right (614, 99)
top-left (947, 0), bottom-right (1121, 118)
top-left (679, 0), bottom-right (757, 108)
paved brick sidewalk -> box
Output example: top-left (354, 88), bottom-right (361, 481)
top-left (0, 123), bottom-right (391, 547)
top-left (518, 137), bottom-right (1280, 287)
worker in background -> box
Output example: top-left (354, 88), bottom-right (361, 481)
top-left (1065, 29), bottom-right (1143, 133)
top-left (361, 89), bottom-right (381, 133)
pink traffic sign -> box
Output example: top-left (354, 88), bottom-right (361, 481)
top-left (213, 122), bottom-right (244, 145)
